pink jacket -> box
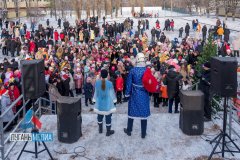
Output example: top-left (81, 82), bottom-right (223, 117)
top-left (74, 73), bottom-right (83, 89)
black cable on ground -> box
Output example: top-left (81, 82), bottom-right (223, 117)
top-left (53, 145), bottom-right (92, 160)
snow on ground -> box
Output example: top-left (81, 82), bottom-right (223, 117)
top-left (6, 97), bottom-right (240, 160)
top-left (7, 112), bottom-right (240, 160)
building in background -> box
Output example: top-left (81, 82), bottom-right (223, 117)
top-left (0, 0), bottom-right (50, 19)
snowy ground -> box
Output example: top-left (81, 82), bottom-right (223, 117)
top-left (6, 98), bottom-right (240, 160)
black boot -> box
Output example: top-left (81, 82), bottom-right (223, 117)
top-left (141, 120), bottom-right (147, 139)
top-left (124, 128), bottom-right (131, 136)
top-left (98, 123), bottom-right (103, 133)
top-left (106, 126), bottom-right (114, 136)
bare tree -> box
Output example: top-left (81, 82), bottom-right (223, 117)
top-left (74, 0), bottom-right (82, 19)
top-left (92, 0), bottom-right (96, 17)
top-left (131, 0), bottom-right (135, 14)
top-left (104, 0), bottom-right (107, 16)
top-left (139, 0), bottom-right (144, 13)
top-left (86, 0), bottom-right (91, 18)
top-left (110, 0), bottom-right (113, 18)
top-left (231, 0), bottom-right (239, 21)
top-left (184, 0), bottom-right (194, 15)
top-left (96, 0), bottom-right (102, 18)
top-left (115, 0), bottom-right (121, 17)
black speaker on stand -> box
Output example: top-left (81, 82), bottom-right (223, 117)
top-left (57, 97), bottom-right (82, 143)
top-left (20, 59), bottom-right (46, 99)
top-left (179, 90), bottom-right (204, 135)
top-left (208, 57), bottom-right (240, 160)
top-left (18, 60), bottom-right (53, 160)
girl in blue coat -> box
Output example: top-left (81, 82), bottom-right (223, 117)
top-left (93, 69), bottom-right (117, 136)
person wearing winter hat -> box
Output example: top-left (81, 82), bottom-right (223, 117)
top-left (200, 61), bottom-right (212, 122)
top-left (93, 69), bottom-right (117, 136)
top-left (124, 53), bottom-right (150, 139)
top-left (0, 84), bottom-right (14, 131)
top-left (164, 64), bottom-right (183, 113)
top-left (84, 77), bottom-right (94, 106)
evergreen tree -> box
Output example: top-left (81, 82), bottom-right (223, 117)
top-left (196, 34), bottom-right (217, 73)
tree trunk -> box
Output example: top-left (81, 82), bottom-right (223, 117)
top-left (216, 7), bottom-right (219, 18)
top-left (25, 0), bottom-right (30, 17)
top-left (232, 12), bottom-right (235, 21)
top-left (87, 0), bottom-right (91, 19)
top-left (104, 0), bottom-right (107, 16)
top-left (97, 0), bottom-right (101, 18)
top-left (92, 0), bottom-right (95, 17)
top-left (110, 0), bottom-right (113, 18)
top-left (115, 0), bottom-right (120, 17)
top-left (121, 0), bottom-right (123, 15)
top-left (131, 0), bottom-right (135, 14)
top-left (140, 0), bottom-right (144, 13)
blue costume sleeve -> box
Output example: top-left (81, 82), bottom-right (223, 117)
top-left (92, 82), bottom-right (98, 102)
top-left (109, 82), bottom-right (117, 103)
top-left (125, 69), bottom-right (133, 97)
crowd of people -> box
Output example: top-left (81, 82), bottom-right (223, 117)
top-left (0, 14), bottom-right (240, 135)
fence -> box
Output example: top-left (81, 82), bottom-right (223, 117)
top-left (0, 94), bottom-right (54, 160)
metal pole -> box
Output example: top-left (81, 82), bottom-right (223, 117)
top-left (229, 99), bottom-right (233, 138)
top-left (0, 117), bottom-right (5, 160)
top-left (171, 0), bottom-right (172, 17)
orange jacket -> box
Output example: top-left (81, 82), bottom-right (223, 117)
top-left (160, 85), bottom-right (168, 98)
top-left (217, 27), bottom-right (224, 35)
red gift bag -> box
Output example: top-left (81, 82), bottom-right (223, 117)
top-left (142, 68), bottom-right (158, 93)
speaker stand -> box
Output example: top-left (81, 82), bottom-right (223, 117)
top-left (208, 97), bottom-right (240, 160)
top-left (17, 128), bottom-right (54, 160)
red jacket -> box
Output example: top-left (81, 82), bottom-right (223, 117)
top-left (8, 86), bottom-right (22, 110)
top-left (26, 31), bottom-right (31, 40)
top-left (54, 31), bottom-right (59, 41)
top-left (116, 77), bottom-right (124, 91)
top-left (29, 41), bottom-right (36, 53)
top-left (156, 23), bottom-right (160, 29)
top-left (170, 21), bottom-right (174, 27)
top-left (60, 33), bottom-right (65, 40)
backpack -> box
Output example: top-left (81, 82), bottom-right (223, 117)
top-left (142, 68), bottom-right (158, 93)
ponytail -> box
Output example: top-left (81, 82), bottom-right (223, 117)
top-left (101, 79), bottom-right (106, 90)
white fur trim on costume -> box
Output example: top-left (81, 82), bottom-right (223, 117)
top-left (106, 124), bottom-right (111, 126)
top-left (128, 116), bottom-right (149, 120)
top-left (125, 95), bottom-right (130, 97)
top-left (94, 108), bottom-right (116, 115)
top-left (113, 99), bottom-right (117, 103)
top-left (92, 98), bottom-right (96, 103)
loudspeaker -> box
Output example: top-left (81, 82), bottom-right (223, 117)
top-left (57, 97), bottom-right (82, 143)
top-left (211, 57), bottom-right (237, 97)
top-left (21, 60), bottom-right (46, 99)
top-left (179, 90), bottom-right (204, 135)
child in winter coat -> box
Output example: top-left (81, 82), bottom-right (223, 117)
top-left (153, 71), bottom-right (161, 108)
top-left (74, 68), bottom-right (83, 95)
top-left (160, 74), bottom-right (168, 107)
top-left (179, 27), bottom-right (184, 38)
top-left (0, 84), bottom-right (14, 131)
top-left (84, 77), bottom-right (94, 106)
top-left (115, 71), bottom-right (124, 104)
top-left (8, 83), bottom-right (22, 123)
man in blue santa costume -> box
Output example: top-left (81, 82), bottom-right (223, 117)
top-left (124, 53), bottom-right (150, 139)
